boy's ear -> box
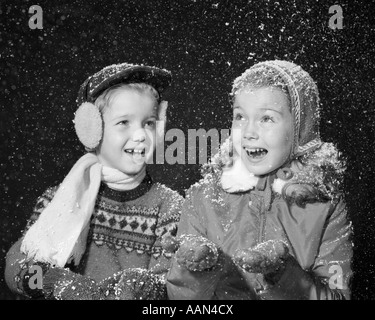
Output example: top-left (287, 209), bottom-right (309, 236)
top-left (74, 102), bottom-right (103, 150)
top-left (157, 100), bottom-right (168, 138)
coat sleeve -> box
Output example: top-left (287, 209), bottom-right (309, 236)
top-left (147, 188), bottom-right (183, 276)
top-left (310, 198), bottom-right (353, 299)
top-left (261, 198), bottom-right (353, 300)
top-left (4, 187), bottom-right (56, 298)
top-left (5, 186), bottom-right (105, 300)
top-left (166, 188), bottom-right (222, 300)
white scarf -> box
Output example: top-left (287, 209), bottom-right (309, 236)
top-left (20, 153), bottom-right (146, 267)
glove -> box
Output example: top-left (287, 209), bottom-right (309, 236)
top-left (99, 268), bottom-right (167, 300)
top-left (42, 267), bottom-right (104, 300)
top-left (233, 240), bottom-right (289, 278)
top-left (162, 234), bottom-right (220, 272)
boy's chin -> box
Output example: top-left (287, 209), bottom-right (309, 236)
top-left (116, 162), bottom-right (147, 176)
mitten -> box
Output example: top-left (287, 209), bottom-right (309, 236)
top-left (233, 240), bottom-right (289, 277)
top-left (99, 268), bottom-right (167, 300)
top-left (162, 234), bottom-right (220, 272)
top-left (17, 261), bottom-right (50, 299)
top-left (42, 267), bottom-right (104, 300)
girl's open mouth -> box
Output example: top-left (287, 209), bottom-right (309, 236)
top-left (244, 147), bottom-right (268, 160)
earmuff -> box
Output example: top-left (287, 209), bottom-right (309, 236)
top-left (74, 102), bottom-right (103, 151)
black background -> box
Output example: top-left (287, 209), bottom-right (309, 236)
top-left (1, 0), bottom-right (374, 299)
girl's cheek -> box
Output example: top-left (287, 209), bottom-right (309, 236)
top-left (231, 130), bottom-right (242, 146)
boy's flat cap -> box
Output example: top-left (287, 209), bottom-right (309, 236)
top-left (77, 63), bottom-right (172, 105)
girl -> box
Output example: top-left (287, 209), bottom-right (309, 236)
top-left (165, 60), bottom-right (352, 300)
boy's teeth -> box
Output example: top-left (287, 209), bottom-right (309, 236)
top-left (125, 149), bottom-right (145, 155)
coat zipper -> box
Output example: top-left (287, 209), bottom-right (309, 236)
top-left (258, 209), bottom-right (267, 244)
top-left (255, 205), bottom-right (268, 294)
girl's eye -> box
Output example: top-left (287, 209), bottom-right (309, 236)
top-left (233, 113), bottom-right (245, 121)
top-left (262, 115), bottom-right (274, 123)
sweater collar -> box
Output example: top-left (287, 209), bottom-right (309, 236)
top-left (99, 172), bottom-right (153, 202)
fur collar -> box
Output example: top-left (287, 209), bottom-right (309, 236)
top-left (201, 139), bottom-right (345, 200)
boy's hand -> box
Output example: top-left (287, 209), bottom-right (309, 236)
top-left (42, 267), bottom-right (104, 300)
top-left (162, 234), bottom-right (220, 272)
top-left (43, 267), bottom-right (167, 300)
top-left (100, 268), bottom-right (167, 300)
top-left (233, 240), bottom-right (289, 275)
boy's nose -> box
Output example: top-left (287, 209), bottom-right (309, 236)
top-left (132, 128), bottom-right (146, 142)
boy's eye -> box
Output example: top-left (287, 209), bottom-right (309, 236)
top-left (145, 120), bottom-right (156, 127)
top-left (118, 120), bottom-right (129, 126)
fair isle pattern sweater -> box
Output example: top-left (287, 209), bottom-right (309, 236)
top-left (5, 174), bottom-right (183, 298)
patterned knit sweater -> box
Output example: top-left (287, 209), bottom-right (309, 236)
top-left (5, 173), bottom-right (183, 299)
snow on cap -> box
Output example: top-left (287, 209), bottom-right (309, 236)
top-left (76, 63), bottom-right (172, 106)
top-left (232, 60), bottom-right (322, 159)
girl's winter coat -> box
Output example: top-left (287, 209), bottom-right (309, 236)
top-left (167, 168), bottom-right (352, 300)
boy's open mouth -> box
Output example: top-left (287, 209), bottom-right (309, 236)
top-left (124, 148), bottom-right (146, 156)
top-left (244, 147), bottom-right (268, 160)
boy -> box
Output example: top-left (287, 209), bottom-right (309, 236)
top-left (5, 63), bottom-right (183, 300)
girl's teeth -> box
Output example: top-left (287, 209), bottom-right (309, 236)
top-left (245, 148), bottom-right (267, 158)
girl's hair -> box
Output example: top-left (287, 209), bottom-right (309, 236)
top-left (279, 142), bottom-right (346, 206)
top-left (94, 82), bottom-right (160, 114)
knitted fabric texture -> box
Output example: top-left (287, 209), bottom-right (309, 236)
top-left (10, 178), bottom-right (182, 299)
top-left (20, 153), bottom-right (146, 268)
top-left (38, 180), bottom-right (181, 260)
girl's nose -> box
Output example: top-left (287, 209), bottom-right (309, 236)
top-left (243, 122), bottom-right (259, 140)
top-left (132, 128), bottom-right (146, 142)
